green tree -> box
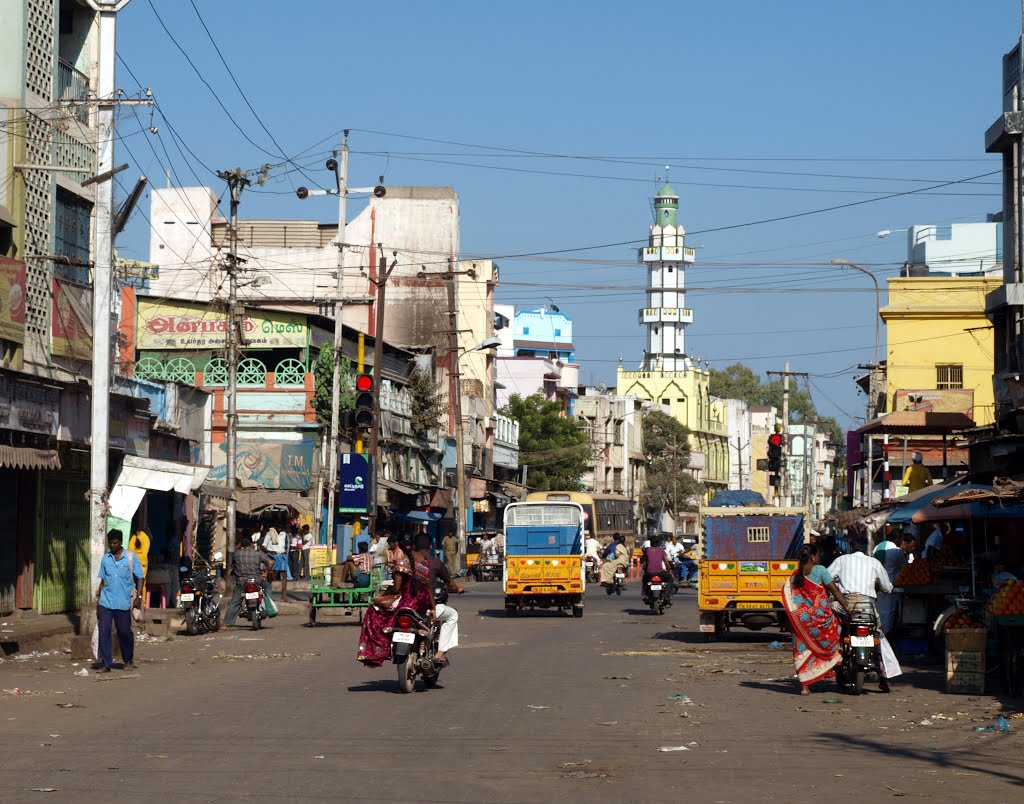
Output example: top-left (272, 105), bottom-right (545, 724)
top-left (500, 393), bottom-right (590, 491)
top-left (640, 409), bottom-right (704, 515)
top-left (311, 345), bottom-right (354, 428)
top-left (708, 362), bottom-right (845, 462)
top-left (407, 367), bottom-right (442, 439)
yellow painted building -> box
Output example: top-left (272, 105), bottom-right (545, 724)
top-left (616, 367), bottom-right (730, 489)
top-left (881, 275), bottom-right (1001, 426)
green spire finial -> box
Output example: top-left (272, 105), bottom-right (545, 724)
top-left (654, 177), bottom-right (679, 228)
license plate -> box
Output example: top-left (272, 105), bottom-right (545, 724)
top-left (850, 635), bottom-right (875, 647)
top-left (735, 602), bottom-right (772, 610)
top-left (179, 593), bottom-right (194, 602)
top-left (650, 585), bottom-right (663, 591)
top-left (392, 631), bottom-right (416, 644)
top-left (531, 586), bottom-right (558, 593)
top-left (615, 573), bottom-right (626, 579)
top-left (244, 592), bottom-right (259, 600)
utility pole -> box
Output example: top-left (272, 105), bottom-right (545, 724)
top-left (767, 363), bottom-right (808, 508)
top-left (86, 0), bottom-right (134, 600)
top-left (366, 247), bottom-right (399, 535)
top-left (217, 168), bottom-right (250, 560)
top-left (732, 435), bottom-right (748, 490)
top-left (324, 138), bottom-right (349, 547)
top-left (446, 260), bottom-right (468, 563)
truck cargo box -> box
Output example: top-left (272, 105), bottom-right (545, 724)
top-left (699, 506), bottom-right (806, 561)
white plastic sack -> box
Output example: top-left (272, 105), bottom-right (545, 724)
top-left (879, 633), bottom-right (903, 678)
top-left (91, 622), bottom-right (99, 661)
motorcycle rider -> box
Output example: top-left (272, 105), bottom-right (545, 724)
top-left (222, 533), bottom-right (274, 629)
top-left (418, 532), bottom-right (464, 665)
top-left (584, 532), bottom-right (602, 577)
top-left (599, 532), bottom-right (630, 587)
top-left (642, 535), bottom-right (675, 598)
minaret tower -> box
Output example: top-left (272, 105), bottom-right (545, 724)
top-left (638, 181), bottom-right (694, 372)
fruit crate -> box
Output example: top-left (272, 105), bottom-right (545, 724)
top-left (945, 650), bottom-right (985, 694)
top-left (945, 628), bottom-right (986, 652)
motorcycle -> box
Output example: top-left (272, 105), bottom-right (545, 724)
top-left (386, 606), bottom-right (443, 693)
top-left (836, 600), bottom-right (883, 695)
top-left (642, 573), bottom-right (673, 615)
top-left (239, 577), bottom-right (268, 631)
top-left (584, 556), bottom-right (600, 584)
top-left (605, 569), bottom-right (627, 596)
top-left (179, 552), bottom-right (224, 636)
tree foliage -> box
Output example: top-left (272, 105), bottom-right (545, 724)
top-left (708, 362), bottom-right (845, 462)
top-left (408, 367), bottom-right (442, 439)
top-left (500, 393), bottom-right (590, 491)
top-left (312, 345), bottom-right (354, 428)
top-left (640, 409), bottom-right (704, 516)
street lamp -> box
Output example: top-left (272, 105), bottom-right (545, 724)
top-left (876, 229), bottom-right (907, 239)
top-left (832, 258), bottom-right (882, 508)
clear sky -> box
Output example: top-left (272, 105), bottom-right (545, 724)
top-left (114, 1), bottom-right (1021, 429)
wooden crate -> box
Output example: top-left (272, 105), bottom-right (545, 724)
top-left (946, 649), bottom-right (985, 694)
top-left (945, 628), bottom-right (986, 653)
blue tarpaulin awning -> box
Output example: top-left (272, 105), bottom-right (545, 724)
top-left (887, 482), bottom-right (990, 525)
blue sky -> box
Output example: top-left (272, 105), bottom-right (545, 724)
top-left (114, 1), bottom-right (1020, 428)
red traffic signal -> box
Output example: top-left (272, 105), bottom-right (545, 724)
top-left (354, 373), bottom-right (375, 429)
top-left (355, 374), bottom-right (373, 392)
top-left (768, 433), bottom-right (783, 447)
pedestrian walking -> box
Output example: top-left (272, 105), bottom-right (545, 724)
top-left (263, 526), bottom-right (291, 601)
top-left (288, 526), bottom-right (302, 579)
top-left (300, 524), bottom-right (313, 579)
top-left (95, 530), bottom-right (144, 673)
top-left (442, 531), bottom-right (459, 575)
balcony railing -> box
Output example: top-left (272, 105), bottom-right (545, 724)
top-left (57, 59), bottom-right (90, 124)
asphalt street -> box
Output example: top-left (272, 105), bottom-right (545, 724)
top-left (0, 582), bottom-right (1021, 803)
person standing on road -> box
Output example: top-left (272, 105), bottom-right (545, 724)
top-left (782, 543), bottom-right (850, 695)
top-left (442, 531), bottom-right (460, 576)
top-left (263, 526), bottom-right (291, 601)
top-left (95, 530), bottom-right (144, 673)
top-left (222, 535), bottom-right (274, 629)
top-left (300, 524), bottom-right (313, 579)
top-left (420, 532), bottom-right (464, 665)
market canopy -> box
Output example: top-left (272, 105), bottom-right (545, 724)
top-left (108, 455), bottom-right (210, 522)
top-left (912, 497), bottom-right (1024, 523)
top-left (886, 481), bottom-right (989, 524)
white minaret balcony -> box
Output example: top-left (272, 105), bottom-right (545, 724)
top-left (639, 307), bottom-right (694, 324)
top-left (638, 245), bottom-right (696, 263)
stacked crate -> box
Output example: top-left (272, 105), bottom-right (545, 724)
top-left (945, 628), bottom-right (986, 694)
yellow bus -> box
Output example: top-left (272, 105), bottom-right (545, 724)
top-left (524, 491), bottom-right (635, 545)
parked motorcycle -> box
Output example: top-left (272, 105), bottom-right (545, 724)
top-left (584, 556), bottom-right (600, 584)
top-left (179, 552), bottom-right (224, 636)
top-left (386, 606), bottom-right (443, 693)
top-left (642, 573), bottom-right (673, 615)
top-left (240, 577), bottom-right (268, 631)
top-left (836, 600), bottom-right (883, 695)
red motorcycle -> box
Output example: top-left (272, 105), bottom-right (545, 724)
top-left (241, 577), bottom-right (267, 631)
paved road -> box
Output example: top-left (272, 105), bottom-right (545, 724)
top-left (1, 582), bottom-right (1021, 802)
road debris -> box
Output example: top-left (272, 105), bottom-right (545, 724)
top-left (658, 745), bottom-right (689, 752)
top-left (594, 721), bottom-right (619, 726)
top-left (666, 694), bottom-right (693, 705)
top-left (73, 669), bottom-right (88, 677)
top-left (526, 704), bottom-right (550, 710)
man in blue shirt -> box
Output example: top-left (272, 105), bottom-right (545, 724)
top-left (96, 530), bottom-right (144, 673)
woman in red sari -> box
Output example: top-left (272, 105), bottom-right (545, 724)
top-left (357, 536), bottom-right (434, 668)
top-left (781, 543), bottom-right (850, 695)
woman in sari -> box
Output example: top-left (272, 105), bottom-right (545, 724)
top-left (599, 533), bottom-right (630, 587)
top-left (357, 536), bottom-right (434, 668)
top-left (782, 543), bottom-right (850, 695)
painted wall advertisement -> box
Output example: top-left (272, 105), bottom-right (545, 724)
top-left (208, 434), bottom-right (315, 490)
top-left (51, 279), bottom-right (91, 360)
top-left (0, 256), bottom-right (26, 344)
top-left (338, 453), bottom-right (369, 513)
top-left (137, 298), bottom-right (307, 351)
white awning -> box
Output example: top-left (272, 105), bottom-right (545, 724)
top-left (108, 455), bottom-right (211, 521)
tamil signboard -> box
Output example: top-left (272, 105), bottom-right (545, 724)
top-left (338, 453), bottom-right (369, 513)
top-left (137, 298), bottom-right (307, 351)
top-left (51, 279), bottom-right (92, 360)
top-left (893, 389), bottom-right (974, 419)
top-left (0, 256), bottom-right (26, 344)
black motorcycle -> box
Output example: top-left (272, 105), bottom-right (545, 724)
top-left (179, 553), bottom-right (223, 636)
top-left (386, 606), bottom-right (443, 693)
top-left (642, 573), bottom-right (673, 615)
top-left (836, 600), bottom-right (883, 695)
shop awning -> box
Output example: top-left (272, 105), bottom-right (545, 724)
top-left (0, 444), bottom-right (60, 470)
top-left (857, 410), bottom-right (975, 435)
top-left (378, 477), bottom-right (423, 497)
top-left (108, 455), bottom-right (210, 521)
top-left (199, 482), bottom-right (234, 500)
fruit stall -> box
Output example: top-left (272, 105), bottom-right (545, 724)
top-left (985, 580), bottom-right (1024, 696)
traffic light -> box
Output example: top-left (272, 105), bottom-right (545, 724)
top-left (767, 432), bottom-right (783, 473)
top-left (354, 373), bottom-right (375, 429)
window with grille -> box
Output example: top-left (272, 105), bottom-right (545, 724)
top-left (55, 188), bottom-right (91, 267)
top-left (747, 527), bottom-right (769, 543)
top-left (936, 364), bottom-right (963, 390)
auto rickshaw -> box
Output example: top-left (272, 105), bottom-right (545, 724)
top-left (466, 529), bottom-right (502, 581)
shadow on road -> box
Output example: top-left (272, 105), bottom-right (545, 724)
top-left (652, 629), bottom-right (785, 646)
top-left (812, 731), bottom-right (1024, 788)
top-left (739, 679), bottom-right (802, 695)
top-left (347, 679), bottom-right (447, 695)
top-left (476, 608), bottom-right (572, 618)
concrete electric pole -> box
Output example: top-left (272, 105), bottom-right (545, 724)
top-left (217, 168), bottom-right (250, 559)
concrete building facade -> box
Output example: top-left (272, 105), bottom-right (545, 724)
top-left (575, 388), bottom-right (646, 502)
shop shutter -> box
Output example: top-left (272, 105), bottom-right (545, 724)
top-left (0, 469), bottom-right (16, 615)
top-left (34, 477), bottom-right (90, 614)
